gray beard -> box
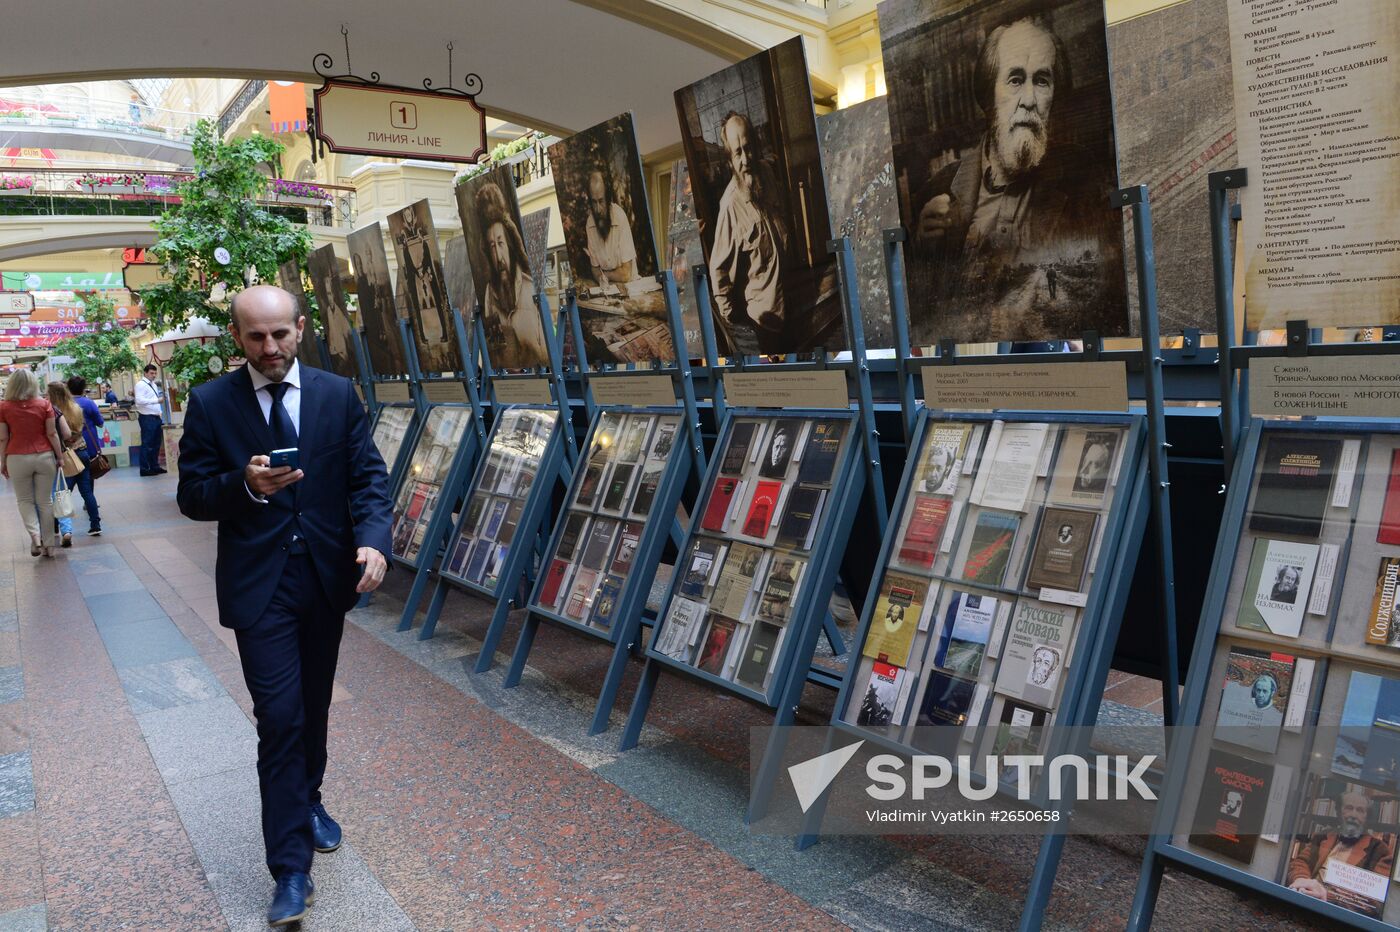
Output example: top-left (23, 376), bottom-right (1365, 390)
top-left (993, 122), bottom-right (1048, 178)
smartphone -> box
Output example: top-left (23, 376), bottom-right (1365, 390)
top-left (269, 448), bottom-right (300, 470)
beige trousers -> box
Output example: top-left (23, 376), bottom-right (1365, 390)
top-left (10, 452), bottom-right (58, 546)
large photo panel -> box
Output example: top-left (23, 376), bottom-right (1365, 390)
top-left (675, 35), bottom-right (844, 356)
top-left (306, 243), bottom-right (360, 381)
top-left (548, 112), bottom-right (674, 365)
top-left (880, 0), bottom-right (1128, 344)
top-left (455, 165), bottom-right (551, 370)
top-left (388, 199), bottom-right (463, 375)
top-left (346, 222), bottom-right (408, 377)
top-left (276, 258), bottom-right (322, 371)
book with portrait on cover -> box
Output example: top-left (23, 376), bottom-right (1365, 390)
top-left (1235, 538), bottom-right (1318, 639)
top-left (994, 599), bottom-right (1078, 709)
top-left (862, 571), bottom-right (929, 668)
top-left (1212, 647), bottom-right (1296, 755)
top-left (1025, 508), bottom-right (1099, 593)
top-left (1189, 747), bottom-right (1272, 864)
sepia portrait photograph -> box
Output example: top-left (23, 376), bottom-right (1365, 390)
top-left (455, 165), bottom-right (551, 370)
top-left (676, 35), bottom-right (843, 356)
top-left (442, 235), bottom-right (475, 339)
top-left (276, 259), bottom-right (323, 372)
top-left (306, 244), bottom-right (359, 381)
top-left (548, 112), bottom-right (674, 365)
top-left (879, 0), bottom-right (1129, 344)
top-left (388, 199), bottom-right (463, 375)
top-left (817, 95), bottom-right (901, 349)
top-left (346, 222), bottom-right (408, 377)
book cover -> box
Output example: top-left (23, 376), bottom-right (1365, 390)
top-left (1333, 671), bottom-right (1400, 792)
top-left (701, 477), bottom-right (740, 532)
top-left (742, 480), bottom-right (784, 538)
top-left (1189, 747), bottom-right (1272, 864)
top-left (680, 538), bottom-right (723, 598)
top-left (736, 622), bottom-right (782, 692)
top-left (721, 422), bottom-right (757, 474)
top-left (463, 538), bottom-right (492, 583)
top-left (580, 519), bottom-right (619, 571)
top-left (759, 419), bottom-right (802, 479)
top-left (1366, 556), bottom-right (1400, 648)
top-left (498, 500), bottom-right (524, 546)
top-left (796, 419), bottom-right (846, 486)
top-left (610, 522), bottom-right (642, 576)
top-left (590, 574), bottom-right (624, 629)
top-left (960, 511), bottom-right (1020, 586)
top-left (481, 543), bottom-right (509, 589)
top-left (776, 486), bottom-right (824, 550)
top-left (446, 534), bottom-right (473, 576)
top-left (656, 597), bottom-right (706, 660)
top-left (1048, 427), bottom-right (1123, 506)
top-left (994, 599), bottom-right (1079, 709)
top-left (916, 671), bottom-right (977, 728)
top-left (628, 464), bottom-right (663, 517)
top-left (711, 542), bottom-right (765, 620)
top-left (977, 423), bottom-right (1048, 512)
top-left (592, 412), bottom-right (624, 459)
top-left (696, 616), bottom-right (738, 675)
top-left (992, 703), bottom-right (1047, 759)
top-left (463, 494), bottom-right (488, 536)
top-left (649, 420), bottom-right (678, 459)
top-left (478, 452), bottom-right (502, 492)
top-left (556, 513), bottom-right (589, 562)
top-left (1380, 450), bottom-right (1400, 545)
top-left (919, 424), bottom-right (972, 495)
top-left (897, 494), bottom-right (953, 569)
top-left (602, 462), bottom-right (637, 512)
top-left (757, 554), bottom-right (805, 626)
top-left (563, 568), bottom-right (600, 620)
top-left (862, 572), bottom-right (929, 668)
top-left (539, 558), bottom-right (572, 610)
top-left (1025, 508), bottom-right (1100, 593)
top-left (1236, 538), bottom-right (1320, 639)
top-left (933, 591), bottom-right (1000, 676)
top-left (1287, 776), bottom-right (1398, 918)
top-left (575, 461), bottom-right (605, 508)
top-left (1213, 647), bottom-right (1296, 755)
top-left (482, 499), bottom-right (509, 540)
top-left (1249, 436), bottom-right (1340, 538)
top-left (857, 661), bottom-right (908, 728)
top-left (618, 417), bottom-right (652, 462)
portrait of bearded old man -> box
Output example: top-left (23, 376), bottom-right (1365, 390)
top-left (880, 0), bottom-right (1128, 343)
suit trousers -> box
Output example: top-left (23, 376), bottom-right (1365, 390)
top-left (234, 553), bottom-right (345, 878)
top-left (137, 413), bottom-right (162, 472)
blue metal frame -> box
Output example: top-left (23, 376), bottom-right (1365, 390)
top-left (1128, 418), bottom-right (1400, 932)
top-left (370, 403), bottom-right (419, 498)
top-left (404, 405), bottom-right (568, 660)
top-left (616, 407), bottom-right (865, 751)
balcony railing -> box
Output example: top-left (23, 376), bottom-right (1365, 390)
top-left (0, 91), bottom-right (210, 144)
top-left (218, 80), bottom-right (267, 138)
top-left (0, 167), bottom-right (356, 228)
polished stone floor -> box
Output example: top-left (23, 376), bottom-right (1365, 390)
top-left (0, 468), bottom-right (1321, 931)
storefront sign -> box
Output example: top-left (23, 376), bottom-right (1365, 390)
top-left (723, 370), bottom-right (849, 410)
top-left (1249, 357), bottom-right (1400, 418)
top-left (313, 81), bottom-right (487, 163)
top-left (492, 378), bottom-right (553, 404)
top-left (0, 292), bottom-right (34, 314)
top-left (921, 361), bottom-right (1130, 412)
top-left (0, 272), bottom-right (126, 291)
top-left (588, 374), bottom-right (676, 408)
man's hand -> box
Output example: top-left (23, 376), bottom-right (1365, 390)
top-left (355, 547), bottom-right (387, 593)
top-left (916, 193), bottom-right (955, 247)
top-left (1288, 878), bottom-right (1327, 899)
top-left (245, 454), bottom-right (303, 497)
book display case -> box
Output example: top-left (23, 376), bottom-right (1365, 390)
top-left (1133, 420), bottom-right (1400, 930)
top-left (387, 404), bottom-right (478, 569)
top-left (370, 403), bottom-right (418, 494)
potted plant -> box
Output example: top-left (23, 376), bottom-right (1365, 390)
top-left (268, 178), bottom-right (329, 207)
top-left (76, 172), bottom-right (145, 194)
top-left (0, 175), bottom-right (34, 196)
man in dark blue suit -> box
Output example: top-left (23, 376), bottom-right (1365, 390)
top-left (177, 285), bottom-right (392, 926)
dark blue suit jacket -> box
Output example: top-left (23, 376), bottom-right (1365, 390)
top-left (177, 364), bottom-right (393, 629)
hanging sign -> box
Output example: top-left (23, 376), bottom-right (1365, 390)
top-left (0, 292), bottom-right (34, 314)
top-left (313, 81), bottom-right (487, 163)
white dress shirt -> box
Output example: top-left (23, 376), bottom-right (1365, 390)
top-left (245, 361), bottom-right (301, 503)
top-left (134, 377), bottom-right (163, 416)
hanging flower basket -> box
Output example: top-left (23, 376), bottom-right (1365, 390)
top-left (0, 176), bottom-right (34, 196)
top-left (76, 174), bottom-right (145, 195)
top-left (268, 179), bottom-right (329, 207)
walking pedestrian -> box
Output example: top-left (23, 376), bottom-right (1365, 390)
top-left (66, 377), bottom-right (103, 536)
top-left (0, 370), bottom-right (63, 557)
top-left (46, 381), bottom-right (87, 548)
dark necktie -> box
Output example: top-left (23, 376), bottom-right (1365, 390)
top-left (265, 382), bottom-right (297, 450)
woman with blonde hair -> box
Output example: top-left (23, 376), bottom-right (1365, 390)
top-left (0, 369), bottom-right (63, 556)
top-left (47, 380), bottom-right (87, 548)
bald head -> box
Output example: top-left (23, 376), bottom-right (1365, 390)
top-left (230, 285), bottom-right (303, 381)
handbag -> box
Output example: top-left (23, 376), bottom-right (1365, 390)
top-left (52, 472), bottom-right (74, 518)
top-left (61, 447), bottom-right (85, 478)
top-left (88, 451), bottom-right (112, 480)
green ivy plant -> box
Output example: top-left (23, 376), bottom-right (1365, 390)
top-left (456, 131), bottom-right (545, 184)
top-left (49, 292), bottom-right (143, 385)
top-left (141, 119), bottom-right (313, 390)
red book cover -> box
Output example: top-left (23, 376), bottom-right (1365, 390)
top-left (899, 494), bottom-right (952, 568)
top-left (701, 477), bottom-right (740, 531)
top-left (1380, 449), bottom-right (1400, 545)
top-left (743, 480), bottom-right (783, 538)
top-left (539, 559), bottom-right (570, 608)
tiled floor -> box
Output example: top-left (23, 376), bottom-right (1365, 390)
top-left (0, 468), bottom-right (1320, 930)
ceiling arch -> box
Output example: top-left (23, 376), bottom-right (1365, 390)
top-left (0, 0), bottom-right (801, 153)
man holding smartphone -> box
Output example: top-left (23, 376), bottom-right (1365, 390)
top-left (177, 285), bottom-right (392, 926)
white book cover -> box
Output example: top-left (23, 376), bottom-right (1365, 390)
top-left (977, 423), bottom-right (1048, 513)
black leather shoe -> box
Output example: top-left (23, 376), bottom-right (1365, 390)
top-left (310, 803), bottom-right (342, 853)
top-left (267, 872), bottom-right (314, 926)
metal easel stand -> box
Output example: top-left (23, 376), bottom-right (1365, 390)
top-left (500, 273), bottom-right (708, 732)
top-left (349, 327), bottom-right (378, 412)
top-left (393, 308), bottom-right (488, 630)
top-left (1128, 167), bottom-right (1400, 930)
